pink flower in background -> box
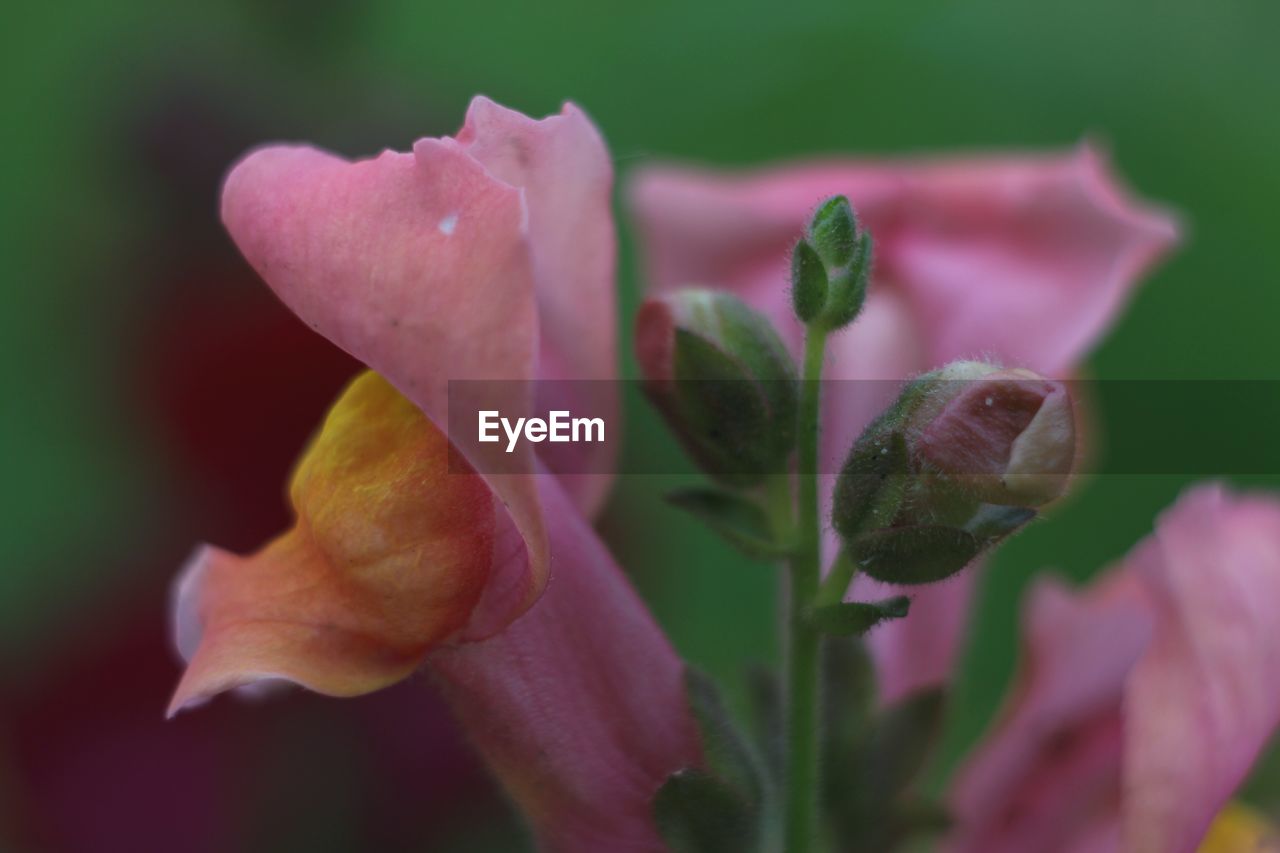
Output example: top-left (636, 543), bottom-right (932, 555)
top-left (169, 98), bottom-right (699, 850)
top-left (629, 146), bottom-right (1179, 703)
top-left (946, 485), bottom-right (1280, 853)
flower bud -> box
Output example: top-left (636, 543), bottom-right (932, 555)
top-left (913, 362), bottom-right (1075, 507)
top-left (792, 195), bottom-right (874, 331)
top-left (832, 360), bottom-right (1076, 585)
top-left (637, 290), bottom-right (798, 487)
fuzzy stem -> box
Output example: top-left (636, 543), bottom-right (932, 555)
top-left (783, 327), bottom-right (827, 852)
top-left (815, 550), bottom-right (858, 607)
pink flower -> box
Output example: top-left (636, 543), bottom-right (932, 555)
top-left (432, 472), bottom-right (701, 851)
top-left (946, 485), bottom-right (1280, 853)
top-left (221, 94), bottom-right (617, 622)
top-left (169, 98), bottom-right (699, 849)
top-left (628, 145), bottom-right (1179, 702)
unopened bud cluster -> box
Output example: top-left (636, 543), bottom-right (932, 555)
top-left (832, 360), bottom-right (1077, 585)
top-left (791, 196), bottom-right (873, 331)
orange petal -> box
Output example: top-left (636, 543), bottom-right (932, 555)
top-left (220, 132), bottom-right (546, 634)
top-left (169, 371), bottom-right (495, 715)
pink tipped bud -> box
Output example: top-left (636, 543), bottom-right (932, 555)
top-left (914, 362), bottom-right (1075, 507)
top-left (635, 290), bottom-right (797, 486)
top-left (833, 360), bottom-right (1076, 586)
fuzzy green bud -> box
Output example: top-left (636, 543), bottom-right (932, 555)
top-left (793, 196), bottom-right (875, 331)
top-left (637, 290), bottom-right (799, 486)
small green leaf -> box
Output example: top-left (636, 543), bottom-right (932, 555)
top-left (807, 596), bottom-right (911, 636)
top-left (852, 524), bottom-right (983, 585)
top-left (683, 668), bottom-right (767, 807)
top-left (666, 488), bottom-right (790, 559)
top-left (790, 239), bottom-right (828, 323)
top-left (654, 768), bottom-right (759, 853)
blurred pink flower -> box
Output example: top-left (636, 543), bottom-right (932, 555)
top-left (170, 97), bottom-right (699, 849)
top-left (946, 484), bottom-right (1280, 853)
top-left (629, 146), bottom-right (1179, 703)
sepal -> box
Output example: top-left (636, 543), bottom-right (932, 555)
top-left (684, 669), bottom-right (767, 807)
top-left (654, 769), bottom-right (760, 853)
top-left (808, 195), bottom-right (859, 269)
top-left (831, 429), bottom-right (909, 542)
top-left (790, 239), bottom-right (828, 323)
top-left (852, 525), bottom-right (984, 585)
top-left (820, 232), bottom-right (872, 329)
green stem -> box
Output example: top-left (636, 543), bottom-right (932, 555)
top-left (765, 472), bottom-right (795, 546)
top-left (814, 550), bottom-right (857, 608)
top-left (784, 327), bottom-right (827, 852)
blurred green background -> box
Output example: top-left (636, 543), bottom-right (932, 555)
top-left (4, 1), bottom-right (1279, 849)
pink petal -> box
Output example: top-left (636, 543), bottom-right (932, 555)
top-left (221, 130), bottom-right (545, 631)
top-left (456, 97), bottom-right (620, 516)
top-left (946, 575), bottom-right (1153, 853)
top-left (628, 143), bottom-right (1178, 374)
top-left (858, 571), bottom-right (980, 706)
top-left (947, 485), bottom-right (1280, 853)
top-left (1123, 485), bottom-right (1280, 853)
top-left (429, 471), bottom-right (701, 852)
top-left (889, 145), bottom-right (1179, 374)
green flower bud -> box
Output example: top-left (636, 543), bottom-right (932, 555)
top-left (637, 290), bottom-right (799, 486)
top-left (795, 196), bottom-right (875, 331)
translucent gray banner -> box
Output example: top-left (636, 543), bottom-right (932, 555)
top-left (445, 380), bottom-right (1280, 476)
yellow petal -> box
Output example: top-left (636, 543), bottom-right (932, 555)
top-left (1198, 802), bottom-right (1279, 853)
top-left (169, 371), bottom-right (495, 714)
